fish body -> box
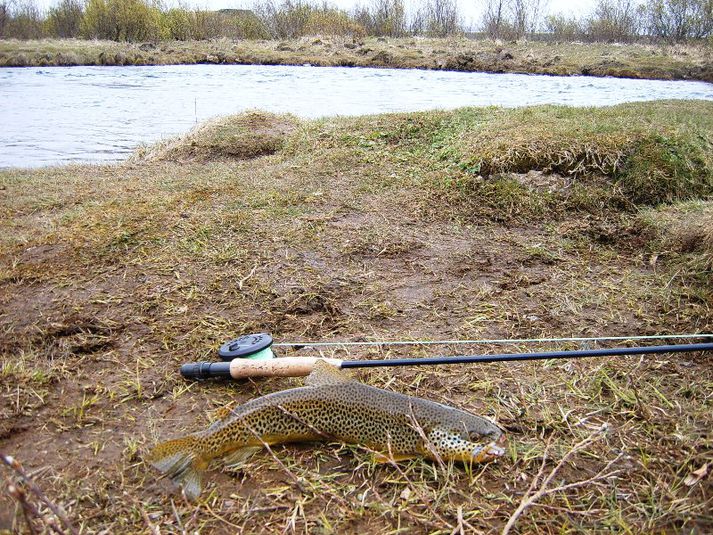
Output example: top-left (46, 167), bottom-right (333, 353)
top-left (148, 362), bottom-right (505, 499)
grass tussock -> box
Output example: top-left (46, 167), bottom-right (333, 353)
top-left (137, 111), bottom-right (298, 162)
top-left (444, 104), bottom-right (712, 204)
top-left (1, 100), bottom-right (712, 533)
top-left (389, 102), bottom-right (711, 216)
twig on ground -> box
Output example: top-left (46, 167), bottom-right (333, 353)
top-left (1, 452), bottom-right (78, 535)
top-left (407, 400), bottom-right (447, 473)
top-left (170, 498), bottom-right (187, 535)
top-left (238, 264), bottom-right (259, 290)
top-left (242, 420), bottom-right (305, 491)
top-left (383, 437), bottom-right (454, 531)
top-left (7, 482), bottom-right (40, 535)
top-left (501, 426), bottom-right (623, 535)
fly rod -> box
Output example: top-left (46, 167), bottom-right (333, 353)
top-left (180, 341), bottom-right (713, 380)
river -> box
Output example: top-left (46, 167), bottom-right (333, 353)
top-left (1, 64), bottom-right (711, 168)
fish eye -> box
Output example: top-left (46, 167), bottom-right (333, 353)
top-left (468, 429), bottom-right (498, 442)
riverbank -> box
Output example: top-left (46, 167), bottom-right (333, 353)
top-left (1, 37), bottom-right (712, 82)
top-left (1, 101), bottom-right (712, 532)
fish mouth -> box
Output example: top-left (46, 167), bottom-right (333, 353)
top-left (473, 442), bottom-right (505, 462)
top-left (484, 443), bottom-right (505, 457)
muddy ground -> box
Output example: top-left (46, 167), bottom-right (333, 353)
top-left (1, 102), bottom-right (712, 533)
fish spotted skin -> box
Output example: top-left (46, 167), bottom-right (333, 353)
top-left (148, 362), bottom-right (505, 499)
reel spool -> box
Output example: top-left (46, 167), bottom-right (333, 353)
top-left (218, 333), bottom-right (274, 361)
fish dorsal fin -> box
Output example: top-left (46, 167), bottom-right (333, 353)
top-left (306, 360), bottom-right (354, 386)
top-left (206, 404), bottom-right (237, 432)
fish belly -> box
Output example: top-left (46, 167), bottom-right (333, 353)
top-left (207, 396), bottom-right (422, 458)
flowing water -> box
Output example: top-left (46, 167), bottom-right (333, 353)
top-left (1, 64), bottom-right (711, 168)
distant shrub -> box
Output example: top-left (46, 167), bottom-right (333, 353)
top-left (304, 8), bottom-right (366, 37)
top-left (161, 7), bottom-right (193, 40)
top-left (189, 10), bottom-right (223, 39)
top-left (81, 0), bottom-right (115, 39)
top-left (253, 0), bottom-right (312, 39)
top-left (1, 0), bottom-right (708, 42)
top-left (216, 9), bottom-right (270, 39)
top-left (46, 0), bottom-right (83, 37)
top-left (0, 1), bottom-right (11, 37)
top-left (421, 0), bottom-right (462, 37)
top-left (545, 14), bottom-right (585, 41)
top-left (6, 0), bottom-right (45, 39)
top-left (585, 0), bottom-right (644, 42)
top-left (480, 0), bottom-right (547, 39)
top-left (646, 0), bottom-right (713, 41)
top-left (111, 0), bottom-right (162, 41)
top-left (353, 0), bottom-right (407, 37)
top-left (82, 0), bottom-right (162, 41)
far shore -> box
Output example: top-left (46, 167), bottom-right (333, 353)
top-left (1, 37), bottom-right (712, 82)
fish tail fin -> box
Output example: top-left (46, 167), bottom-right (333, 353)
top-left (147, 434), bottom-right (205, 500)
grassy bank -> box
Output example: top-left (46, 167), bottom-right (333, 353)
top-left (1, 37), bottom-right (712, 81)
top-left (1, 100), bottom-right (712, 533)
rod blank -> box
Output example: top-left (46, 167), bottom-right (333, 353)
top-left (341, 342), bottom-right (713, 369)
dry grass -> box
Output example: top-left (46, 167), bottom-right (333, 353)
top-left (1, 100), bottom-right (712, 533)
top-left (637, 200), bottom-right (713, 300)
top-left (135, 111), bottom-right (299, 163)
top-left (0, 37), bottom-right (711, 81)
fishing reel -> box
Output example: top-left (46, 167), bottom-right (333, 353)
top-left (180, 333), bottom-right (274, 380)
top-left (218, 333), bottom-right (274, 361)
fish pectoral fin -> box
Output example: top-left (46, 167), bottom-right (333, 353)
top-left (147, 434), bottom-right (204, 501)
top-left (222, 446), bottom-right (262, 469)
top-left (372, 452), bottom-right (418, 464)
top-left (305, 360), bottom-right (355, 387)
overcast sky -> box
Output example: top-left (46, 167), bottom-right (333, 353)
top-left (33, 0), bottom-right (600, 29)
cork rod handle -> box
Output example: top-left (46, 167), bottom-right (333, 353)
top-left (228, 357), bottom-right (344, 379)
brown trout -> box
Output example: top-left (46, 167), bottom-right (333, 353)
top-left (148, 362), bottom-right (505, 499)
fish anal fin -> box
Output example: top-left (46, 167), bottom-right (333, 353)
top-left (372, 452), bottom-right (418, 464)
top-left (222, 446), bottom-right (262, 469)
top-left (306, 360), bottom-right (354, 387)
top-left (181, 467), bottom-right (203, 501)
